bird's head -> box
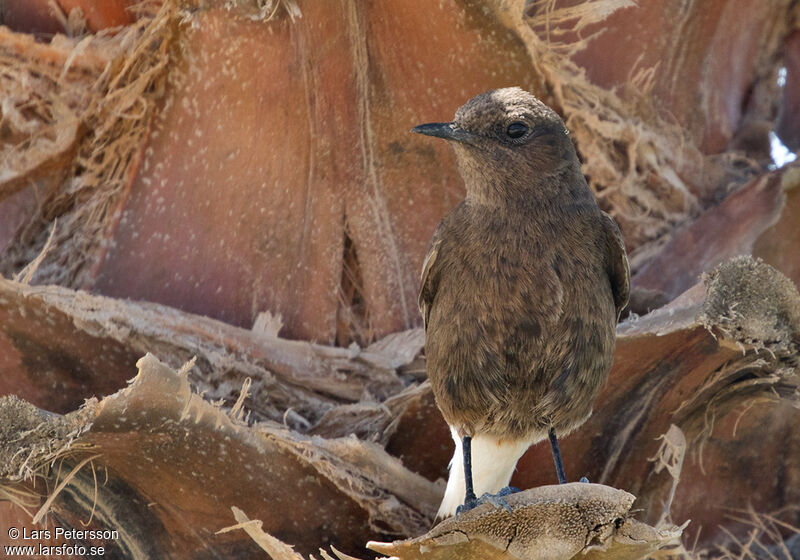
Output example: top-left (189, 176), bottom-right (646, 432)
top-left (412, 88), bottom-right (578, 203)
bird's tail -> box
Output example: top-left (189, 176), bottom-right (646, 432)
top-left (437, 427), bottom-right (533, 519)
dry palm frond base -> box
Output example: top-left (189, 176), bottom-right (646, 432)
top-left (0, 271), bottom-right (423, 433)
top-left (207, 477), bottom-right (685, 560)
top-left (221, 485), bottom-right (684, 560)
top-left (633, 168), bottom-right (795, 304)
top-left (713, 507), bottom-right (800, 560)
top-left (0, 2), bottom-right (173, 287)
top-left (368, 484), bottom-right (683, 560)
top-left (0, 353), bottom-right (680, 560)
top-left (0, 354), bottom-right (439, 557)
top-left (221, 0), bottom-right (302, 22)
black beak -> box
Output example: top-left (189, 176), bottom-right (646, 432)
top-left (411, 122), bottom-right (473, 144)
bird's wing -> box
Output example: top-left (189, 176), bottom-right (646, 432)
top-left (418, 230), bottom-right (443, 331)
top-left (601, 212), bottom-right (630, 320)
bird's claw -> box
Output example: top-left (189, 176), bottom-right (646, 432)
top-left (455, 496), bottom-right (479, 516)
top-left (495, 485), bottom-right (520, 496)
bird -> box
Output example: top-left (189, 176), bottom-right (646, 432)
top-left (412, 87), bottom-right (630, 519)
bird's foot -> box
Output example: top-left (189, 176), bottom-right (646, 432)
top-left (456, 487), bottom-right (520, 515)
top-left (579, 477), bottom-right (589, 483)
top-left (476, 492), bottom-right (512, 514)
top-left (477, 486), bottom-right (521, 514)
top-left (455, 495), bottom-right (479, 516)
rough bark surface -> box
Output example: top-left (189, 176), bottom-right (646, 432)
top-left (368, 484), bottom-right (683, 560)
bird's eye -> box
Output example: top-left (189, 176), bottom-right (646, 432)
top-left (506, 122), bottom-right (529, 139)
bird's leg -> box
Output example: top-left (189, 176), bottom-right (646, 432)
top-left (456, 436), bottom-right (520, 516)
top-left (548, 427), bottom-right (567, 484)
top-left (455, 436), bottom-right (479, 515)
top-left (462, 436), bottom-right (478, 505)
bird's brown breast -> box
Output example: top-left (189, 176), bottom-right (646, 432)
top-left (424, 202), bottom-right (617, 440)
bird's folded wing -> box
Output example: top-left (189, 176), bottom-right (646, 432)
top-left (418, 232), bottom-right (442, 331)
top-left (601, 212), bottom-right (630, 319)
